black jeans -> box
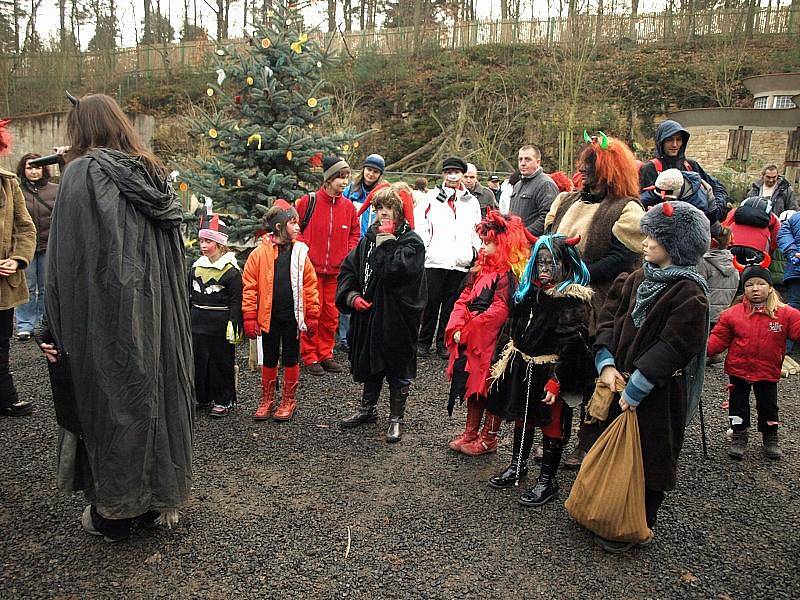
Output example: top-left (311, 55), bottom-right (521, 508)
top-left (728, 375), bottom-right (779, 433)
top-left (262, 319), bottom-right (300, 368)
top-left (0, 308), bottom-right (19, 408)
top-left (418, 268), bottom-right (465, 350)
top-left (193, 333), bottom-right (236, 408)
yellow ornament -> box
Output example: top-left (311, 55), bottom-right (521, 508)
top-left (261, 37), bottom-right (271, 49)
top-left (219, 177), bottom-right (226, 186)
top-left (286, 150), bottom-right (293, 161)
top-left (343, 144), bottom-right (350, 152)
top-left (290, 32), bottom-right (308, 54)
top-left (178, 182), bottom-right (188, 192)
top-left (208, 128), bottom-right (218, 138)
top-left (246, 76), bottom-right (254, 86)
top-left (247, 133), bottom-right (263, 150)
top-left (307, 97), bottom-right (318, 108)
top-left (354, 141), bottom-right (360, 149)
top-left (316, 61), bottom-right (322, 68)
top-left (234, 124), bottom-right (240, 131)
top-left (308, 123), bottom-right (314, 129)
top-left (206, 88), bottom-right (214, 97)
top-left (219, 141), bottom-right (227, 148)
top-left (266, 9), bottom-right (275, 17)
top-left (236, 179), bottom-right (242, 187)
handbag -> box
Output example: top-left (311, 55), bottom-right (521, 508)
top-left (47, 351), bottom-right (82, 436)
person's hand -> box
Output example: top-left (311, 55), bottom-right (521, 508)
top-left (543, 391), bottom-right (557, 405)
top-left (453, 331), bottom-right (461, 344)
top-left (244, 313), bottom-right (259, 339)
top-left (599, 365), bottom-right (625, 391)
top-left (53, 145), bottom-right (70, 155)
top-left (543, 378), bottom-right (559, 405)
top-left (40, 343), bottom-right (59, 363)
top-left (619, 396), bottom-right (635, 412)
top-left (0, 259), bottom-right (19, 276)
top-left (377, 219), bottom-right (396, 235)
top-left (352, 296), bottom-right (373, 312)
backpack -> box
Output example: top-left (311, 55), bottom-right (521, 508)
top-left (733, 200), bottom-right (770, 228)
top-left (299, 191), bottom-right (316, 233)
top-left (649, 157), bottom-right (693, 174)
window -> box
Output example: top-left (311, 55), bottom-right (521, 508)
top-left (773, 95), bottom-right (797, 109)
top-left (726, 127), bottom-right (752, 161)
top-left (754, 96), bottom-right (768, 109)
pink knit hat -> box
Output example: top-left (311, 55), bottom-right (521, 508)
top-left (198, 214), bottom-right (229, 245)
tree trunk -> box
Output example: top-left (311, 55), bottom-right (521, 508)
top-left (412, 0), bottom-right (424, 53)
top-left (59, 0), bottom-right (67, 48)
top-left (343, 0), bottom-right (351, 31)
top-left (143, 0), bottom-right (151, 43)
top-left (327, 0), bottom-right (335, 32)
top-left (13, 0), bottom-right (21, 52)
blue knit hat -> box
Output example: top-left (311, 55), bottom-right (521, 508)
top-left (363, 153), bottom-right (385, 174)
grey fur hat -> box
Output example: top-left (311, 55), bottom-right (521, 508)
top-left (640, 200), bottom-right (710, 266)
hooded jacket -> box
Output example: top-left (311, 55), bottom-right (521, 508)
top-left (45, 148), bottom-right (193, 517)
top-left (296, 186), bottom-right (360, 275)
top-left (746, 176), bottom-right (797, 217)
top-left (697, 248), bottom-right (739, 323)
top-left (640, 120), bottom-right (728, 222)
top-left (21, 180), bottom-right (57, 252)
top-left (778, 211), bottom-right (800, 283)
top-left (708, 300), bottom-right (800, 382)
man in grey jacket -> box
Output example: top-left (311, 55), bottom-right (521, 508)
top-left (508, 145), bottom-right (558, 235)
top-left (746, 164), bottom-right (797, 216)
top-left (463, 163), bottom-right (498, 217)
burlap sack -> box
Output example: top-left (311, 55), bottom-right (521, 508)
top-left (564, 410), bottom-right (652, 543)
top-left (585, 379), bottom-right (626, 423)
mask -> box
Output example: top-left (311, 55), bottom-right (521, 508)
top-left (445, 173), bottom-right (461, 183)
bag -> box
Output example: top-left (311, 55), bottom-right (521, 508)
top-left (47, 351), bottom-right (82, 435)
top-left (564, 411), bottom-right (651, 543)
top-left (585, 378), bottom-right (625, 424)
top-left (733, 203), bottom-right (770, 228)
top-left (299, 191), bottom-right (317, 233)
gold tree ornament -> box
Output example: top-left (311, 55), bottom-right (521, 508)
top-left (308, 123), bottom-right (314, 129)
top-left (353, 141), bottom-right (360, 149)
top-left (206, 88), bottom-right (214, 97)
top-left (316, 61), bottom-right (322, 68)
top-left (219, 177), bottom-right (226, 186)
top-left (343, 144), bottom-right (350, 152)
top-left (219, 141), bottom-right (227, 148)
top-left (179, 182), bottom-right (189, 192)
top-left (286, 150), bottom-right (293, 160)
top-left (260, 37), bottom-right (271, 49)
top-left (307, 97), bottom-right (318, 108)
top-left (246, 76), bottom-right (254, 86)
top-left (236, 179), bottom-right (242, 187)
top-left (247, 133), bottom-right (263, 150)
top-left (215, 48), bottom-right (225, 56)
top-left (290, 32), bottom-right (308, 54)
top-left (208, 128), bottom-right (218, 138)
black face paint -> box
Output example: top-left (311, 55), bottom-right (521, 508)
top-left (535, 248), bottom-right (562, 284)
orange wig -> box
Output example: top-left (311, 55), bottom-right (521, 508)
top-left (549, 171), bottom-right (574, 193)
top-left (578, 136), bottom-right (640, 200)
top-left (475, 210), bottom-right (532, 277)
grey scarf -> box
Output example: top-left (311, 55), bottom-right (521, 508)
top-left (631, 262), bottom-right (709, 328)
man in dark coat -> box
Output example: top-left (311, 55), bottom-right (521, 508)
top-left (463, 163), bottom-right (498, 217)
top-left (43, 145), bottom-right (193, 541)
top-left (746, 163), bottom-right (797, 217)
top-left (639, 119), bottom-right (728, 222)
top-left (337, 186), bottom-right (426, 443)
top-left (509, 145), bottom-right (558, 236)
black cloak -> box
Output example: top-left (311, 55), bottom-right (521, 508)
top-left (336, 221), bottom-right (427, 383)
top-left (45, 148), bottom-right (193, 518)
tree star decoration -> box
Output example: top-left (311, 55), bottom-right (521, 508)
top-left (216, 68), bottom-right (226, 85)
top-left (247, 133), bottom-right (262, 150)
top-left (290, 33), bottom-right (308, 54)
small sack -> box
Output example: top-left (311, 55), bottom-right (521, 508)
top-left (585, 378), bottom-right (625, 423)
top-left (564, 411), bottom-right (651, 543)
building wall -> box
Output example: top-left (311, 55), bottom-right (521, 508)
top-left (0, 112), bottom-right (154, 173)
top-left (683, 128), bottom-right (731, 172)
top-left (685, 127), bottom-right (790, 174)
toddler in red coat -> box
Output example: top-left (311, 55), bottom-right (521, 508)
top-left (707, 256), bottom-right (800, 460)
top-left (444, 210), bottom-right (532, 456)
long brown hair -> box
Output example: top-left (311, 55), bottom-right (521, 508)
top-left (66, 93), bottom-right (165, 176)
top-left (16, 152), bottom-right (51, 185)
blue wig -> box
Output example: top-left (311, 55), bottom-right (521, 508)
top-left (515, 234), bottom-right (590, 302)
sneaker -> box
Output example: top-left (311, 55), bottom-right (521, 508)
top-left (0, 400), bottom-right (33, 417)
top-left (16, 331), bottom-right (32, 341)
top-left (81, 505), bottom-right (130, 542)
top-left (209, 404), bottom-right (230, 417)
top-left (306, 363), bottom-right (325, 376)
top-left (593, 534), bottom-right (635, 554)
top-left (320, 358), bottom-right (343, 373)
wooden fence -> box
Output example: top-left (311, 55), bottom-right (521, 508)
top-left (2, 6), bottom-right (797, 114)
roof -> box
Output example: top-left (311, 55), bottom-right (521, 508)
top-left (667, 104), bottom-right (800, 129)
top-left (742, 72), bottom-right (800, 96)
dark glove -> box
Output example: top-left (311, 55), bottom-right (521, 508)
top-left (244, 313), bottom-right (259, 339)
top-left (352, 296), bottom-right (373, 312)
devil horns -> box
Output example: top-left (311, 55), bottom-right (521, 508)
top-left (662, 201), bottom-right (674, 216)
top-left (732, 253), bottom-right (771, 274)
top-left (583, 130), bottom-right (609, 150)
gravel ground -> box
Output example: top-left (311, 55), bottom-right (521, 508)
top-left (1, 337), bottom-right (799, 599)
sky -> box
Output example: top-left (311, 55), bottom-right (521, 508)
top-left (21, 0), bottom-right (678, 50)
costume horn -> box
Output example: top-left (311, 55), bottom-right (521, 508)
top-left (523, 229), bottom-right (538, 245)
top-left (564, 235), bottom-right (581, 246)
top-left (65, 90), bottom-right (79, 106)
top-left (662, 201), bottom-right (674, 217)
top-left (732, 256), bottom-right (745, 273)
top-left (356, 181), bottom-right (390, 218)
top-left (583, 130), bottom-right (592, 144)
top-left (759, 252), bottom-right (772, 269)
top-left (598, 131), bottom-right (609, 150)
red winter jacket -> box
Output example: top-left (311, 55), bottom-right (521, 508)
top-left (723, 210), bottom-right (780, 255)
top-left (707, 300), bottom-right (800, 382)
top-left (296, 187), bottom-right (360, 275)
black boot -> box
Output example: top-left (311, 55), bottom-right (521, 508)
top-left (386, 386), bottom-right (408, 443)
top-left (489, 427), bottom-right (533, 489)
top-left (519, 436), bottom-right (563, 507)
top-left (340, 380), bottom-right (381, 428)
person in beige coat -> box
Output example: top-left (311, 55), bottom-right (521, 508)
top-left (0, 165), bottom-right (37, 416)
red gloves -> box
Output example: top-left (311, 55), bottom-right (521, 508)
top-left (377, 219), bottom-right (396, 235)
top-left (244, 313), bottom-right (259, 339)
top-left (352, 296), bottom-right (373, 312)
top-left (544, 378), bottom-right (561, 396)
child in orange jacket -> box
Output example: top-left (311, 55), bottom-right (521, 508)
top-left (242, 200), bottom-right (320, 421)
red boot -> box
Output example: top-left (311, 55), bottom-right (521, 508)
top-left (449, 399), bottom-right (484, 452)
top-left (253, 366), bottom-right (278, 420)
top-left (273, 365), bottom-right (299, 421)
top-left (461, 411), bottom-right (502, 456)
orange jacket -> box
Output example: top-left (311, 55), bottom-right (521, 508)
top-left (242, 236), bottom-right (320, 333)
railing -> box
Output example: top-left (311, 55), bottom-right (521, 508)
top-left (1, 7), bottom-right (797, 114)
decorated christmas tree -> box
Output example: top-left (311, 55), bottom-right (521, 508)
top-left (182, 2), bottom-right (366, 242)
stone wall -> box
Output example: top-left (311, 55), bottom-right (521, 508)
top-left (683, 128), bottom-right (730, 172)
top-left (0, 112), bottom-right (154, 173)
top-left (686, 127), bottom-right (790, 175)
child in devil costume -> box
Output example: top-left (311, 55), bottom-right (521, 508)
top-left (486, 234), bottom-right (596, 506)
top-left (444, 210), bottom-right (532, 456)
top-left (242, 200), bottom-right (320, 421)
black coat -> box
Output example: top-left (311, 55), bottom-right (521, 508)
top-left (486, 283), bottom-right (595, 425)
top-left (336, 221), bottom-right (427, 382)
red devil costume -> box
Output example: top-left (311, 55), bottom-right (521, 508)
top-left (444, 210), bottom-right (532, 456)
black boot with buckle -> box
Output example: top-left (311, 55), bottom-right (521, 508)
top-left (386, 385), bottom-right (409, 443)
top-left (489, 426), bottom-right (534, 489)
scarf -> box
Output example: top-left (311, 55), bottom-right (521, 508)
top-left (631, 262), bottom-right (709, 328)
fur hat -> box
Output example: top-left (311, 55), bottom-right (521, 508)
top-left (363, 153), bottom-right (385, 174)
top-left (442, 156), bottom-right (467, 173)
top-left (640, 201), bottom-right (710, 266)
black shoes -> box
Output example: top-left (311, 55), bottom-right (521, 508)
top-left (518, 437), bottom-right (563, 507)
top-left (81, 505), bottom-right (131, 543)
top-left (489, 427), bottom-right (533, 488)
top-left (0, 400), bottom-right (32, 417)
top-left (340, 407), bottom-right (378, 428)
top-left (385, 386), bottom-right (408, 443)
top-left (416, 344), bottom-right (430, 357)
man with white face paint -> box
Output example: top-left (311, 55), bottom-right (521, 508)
top-left (509, 144), bottom-right (558, 236)
top-left (463, 163), bottom-right (497, 217)
top-left (414, 156), bottom-right (482, 358)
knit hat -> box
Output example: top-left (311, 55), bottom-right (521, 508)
top-left (639, 201), bottom-right (710, 266)
top-left (363, 153), bottom-right (385, 174)
top-left (735, 253), bottom-right (772, 287)
top-left (654, 168), bottom-right (686, 199)
top-left (198, 214), bottom-right (229, 245)
top-left (265, 199), bottom-right (298, 234)
top-left (323, 156), bottom-right (350, 182)
top-left (442, 156), bottom-right (467, 173)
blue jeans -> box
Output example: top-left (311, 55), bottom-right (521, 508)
top-left (786, 279), bottom-right (800, 353)
top-left (16, 250), bottom-right (46, 334)
top-left (338, 312), bottom-right (351, 348)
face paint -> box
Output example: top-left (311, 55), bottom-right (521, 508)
top-left (535, 247), bottom-right (562, 284)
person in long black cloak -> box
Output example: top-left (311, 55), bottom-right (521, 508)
top-left (39, 94), bottom-right (193, 542)
top-left (336, 185), bottom-right (427, 443)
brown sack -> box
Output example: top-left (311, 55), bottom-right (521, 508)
top-left (564, 410), bottom-right (652, 543)
top-left (585, 379), bottom-right (625, 424)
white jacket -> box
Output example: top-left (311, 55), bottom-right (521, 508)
top-left (414, 184), bottom-right (482, 271)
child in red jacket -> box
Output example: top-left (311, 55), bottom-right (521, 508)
top-left (444, 210), bottom-right (532, 456)
top-left (295, 156), bottom-right (360, 377)
top-left (707, 256), bottom-right (800, 460)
